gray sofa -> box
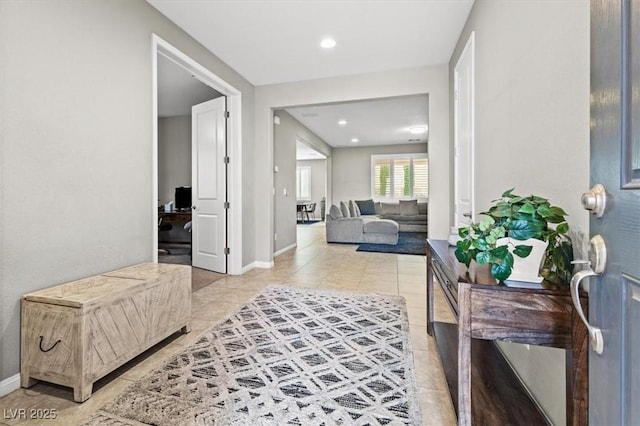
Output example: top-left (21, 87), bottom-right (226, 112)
top-left (374, 200), bottom-right (427, 233)
top-left (354, 199), bottom-right (427, 233)
top-left (325, 202), bottom-right (399, 245)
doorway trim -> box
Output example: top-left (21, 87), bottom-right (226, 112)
top-left (453, 31), bottom-right (476, 227)
top-left (152, 34), bottom-right (243, 275)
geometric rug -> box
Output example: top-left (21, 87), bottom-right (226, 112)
top-left (81, 286), bottom-right (422, 425)
top-left (356, 233), bottom-right (427, 256)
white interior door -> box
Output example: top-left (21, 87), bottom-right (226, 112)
top-left (454, 32), bottom-right (475, 228)
top-left (586, 2), bottom-right (640, 424)
top-left (192, 96), bottom-right (227, 273)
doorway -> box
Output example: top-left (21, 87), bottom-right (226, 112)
top-left (296, 138), bottom-right (327, 224)
top-left (152, 34), bottom-right (243, 275)
top-left (156, 53), bottom-right (222, 267)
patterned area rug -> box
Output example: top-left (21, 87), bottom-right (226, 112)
top-left (82, 286), bottom-right (422, 425)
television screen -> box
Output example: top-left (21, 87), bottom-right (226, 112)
top-left (175, 187), bottom-right (192, 210)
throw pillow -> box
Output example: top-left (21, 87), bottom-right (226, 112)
top-left (329, 204), bottom-right (343, 220)
top-left (348, 200), bottom-right (358, 217)
top-left (400, 199), bottom-right (419, 216)
top-left (340, 201), bottom-right (350, 218)
top-left (355, 199), bottom-right (375, 215)
top-left (380, 202), bottom-right (401, 215)
top-left (353, 201), bottom-right (361, 217)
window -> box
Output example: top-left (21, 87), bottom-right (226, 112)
top-left (371, 154), bottom-right (428, 200)
top-left (296, 166), bottom-right (311, 200)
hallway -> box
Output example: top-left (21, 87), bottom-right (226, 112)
top-left (1, 224), bottom-right (456, 425)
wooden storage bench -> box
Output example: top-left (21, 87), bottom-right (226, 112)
top-left (20, 263), bottom-right (191, 402)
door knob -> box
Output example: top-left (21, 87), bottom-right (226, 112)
top-left (581, 184), bottom-right (607, 217)
top-left (191, 206), bottom-right (197, 210)
top-left (570, 235), bottom-right (607, 354)
top-left (462, 212), bottom-right (472, 218)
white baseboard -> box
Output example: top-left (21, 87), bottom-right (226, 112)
top-left (241, 263), bottom-right (255, 274)
top-left (254, 261), bottom-right (274, 269)
top-left (0, 373), bottom-right (21, 397)
top-left (241, 260), bottom-right (274, 274)
top-left (274, 243), bottom-right (296, 257)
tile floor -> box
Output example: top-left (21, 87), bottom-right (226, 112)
top-left (0, 223), bottom-right (457, 425)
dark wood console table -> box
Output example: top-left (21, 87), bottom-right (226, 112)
top-left (426, 239), bottom-right (588, 426)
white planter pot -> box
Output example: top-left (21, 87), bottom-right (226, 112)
top-left (496, 237), bottom-right (548, 283)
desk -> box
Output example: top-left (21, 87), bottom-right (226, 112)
top-left (158, 210), bottom-right (192, 244)
top-left (426, 239), bottom-right (588, 426)
top-left (159, 210), bottom-right (192, 223)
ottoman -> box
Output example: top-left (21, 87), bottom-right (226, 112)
top-left (362, 219), bottom-right (399, 244)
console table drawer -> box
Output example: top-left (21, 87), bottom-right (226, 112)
top-left (469, 287), bottom-right (573, 346)
top-left (431, 255), bottom-right (458, 314)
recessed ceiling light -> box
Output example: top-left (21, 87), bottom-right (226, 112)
top-left (409, 126), bottom-right (428, 134)
top-left (338, 119), bottom-right (347, 126)
top-left (320, 38), bottom-right (337, 49)
top-left (351, 138), bottom-right (359, 143)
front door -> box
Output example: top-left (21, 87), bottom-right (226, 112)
top-left (454, 32), bottom-right (475, 227)
top-left (588, 1), bottom-right (640, 424)
top-left (191, 96), bottom-right (227, 273)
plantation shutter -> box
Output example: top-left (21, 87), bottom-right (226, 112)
top-left (374, 159), bottom-right (391, 197)
top-left (393, 158), bottom-right (411, 197)
top-left (413, 157), bottom-right (429, 198)
top-left (371, 154), bottom-right (428, 199)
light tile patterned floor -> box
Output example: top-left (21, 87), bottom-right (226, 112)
top-left (0, 223), bottom-right (457, 425)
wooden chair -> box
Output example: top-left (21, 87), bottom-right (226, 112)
top-left (297, 204), bottom-right (309, 222)
top-left (305, 202), bottom-right (317, 220)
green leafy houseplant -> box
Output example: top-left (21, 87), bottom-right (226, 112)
top-left (454, 189), bottom-right (574, 284)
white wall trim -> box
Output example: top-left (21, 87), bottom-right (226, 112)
top-left (241, 260), bottom-right (275, 274)
top-left (453, 31), bottom-right (476, 228)
top-left (152, 34), bottom-right (243, 275)
top-left (0, 374), bottom-right (21, 397)
top-left (254, 261), bottom-right (275, 269)
top-left (274, 243), bottom-right (297, 257)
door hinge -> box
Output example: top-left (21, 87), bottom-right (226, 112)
top-left (225, 111), bottom-right (230, 118)
top-left (223, 156), bottom-right (230, 164)
top-left (224, 201), bottom-right (230, 209)
top-left (224, 247), bottom-right (230, 255)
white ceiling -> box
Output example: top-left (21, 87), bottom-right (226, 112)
top-left (151, 1), bottom-right (471, 154)
top-left (157, 53), bottom-right (222, 117)
top-left (147, 0), bottom-right (474, 86)
top-left (286, 94), bottom-right (429, 149)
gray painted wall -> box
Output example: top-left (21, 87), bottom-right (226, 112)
top-left (332, 143), bottom-right (427, 205)
top-left (273, 110), bottom-right (332, 253)
top-left (449, 1), bottom-right (590, 424)
top-left (0, 0), bottom-right (255, 381)
top-left (158, 116), bottom-right (191, 205)
top-left (297, 159), bottom-right (327, 221)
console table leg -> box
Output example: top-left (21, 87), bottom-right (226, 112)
top-left (458, 283), bottom-right (472, 426)
top-left (427, 253), bottom-right (434, 336)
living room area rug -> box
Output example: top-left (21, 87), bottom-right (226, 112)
top-left (82, 286), bottom-right (422, 425)
top-left (356, 232), bottom-right (427, 256)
